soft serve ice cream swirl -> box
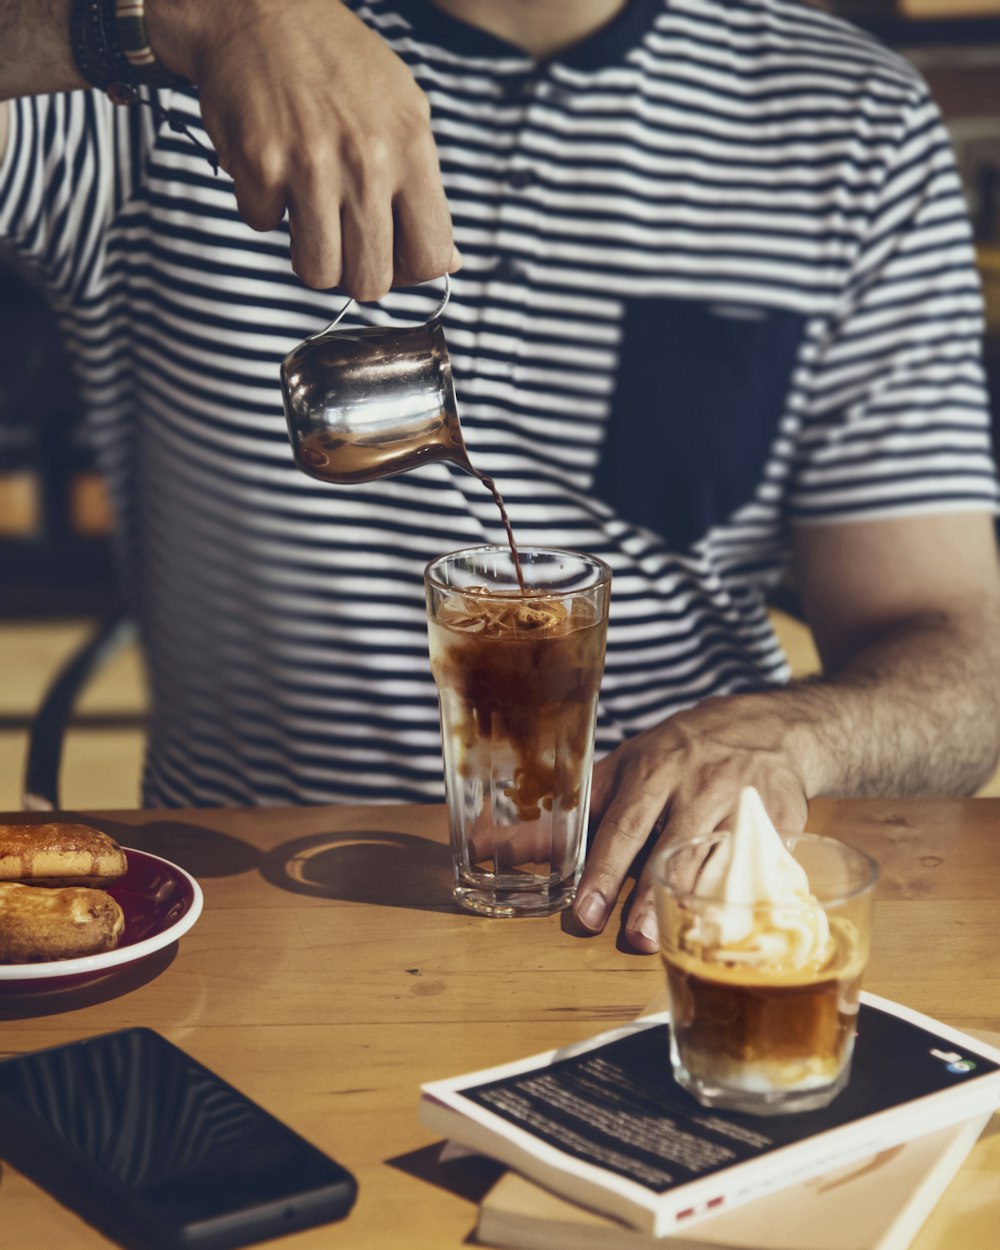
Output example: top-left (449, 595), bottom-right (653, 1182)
top-left (684, 787), bottom-right (832, 973)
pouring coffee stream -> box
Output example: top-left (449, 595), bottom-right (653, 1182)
top-left (280, 275), bottom-right (527, 594)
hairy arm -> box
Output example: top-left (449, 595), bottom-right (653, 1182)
top-left (0, 2), bottom-right (81, 99)
top-left (0, 1), bottom-right (80, 158)
top-left (0, 0), bottom-right (455, 297)
top-left (785, 511), bottom-right (1000, 796)
top-left (574, 511), bottom-right (1000, 952)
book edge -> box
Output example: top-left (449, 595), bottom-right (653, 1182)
top-left (474, 1114), bottom-right (993, 1250)
top-left (420, 999), bottom-right (1000, 1236)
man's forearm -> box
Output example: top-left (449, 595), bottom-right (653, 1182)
top-left (773, 608), bottom-right (1000, 798)
top-left (0, 1), bottom-right (83, 98)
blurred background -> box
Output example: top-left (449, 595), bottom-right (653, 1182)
top-left (1, 0), bottom-right (999, 811)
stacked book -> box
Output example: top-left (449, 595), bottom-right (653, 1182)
top-left (419, 994), bottom-right (1000, 1250)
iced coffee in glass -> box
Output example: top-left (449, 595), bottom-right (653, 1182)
top-left (425, 546), bottom-right (611, 918)
top-left (652, 788), bottom-right (878, 1114)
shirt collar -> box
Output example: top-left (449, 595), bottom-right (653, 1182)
top-left (394, 0), bottom-right (664, 71)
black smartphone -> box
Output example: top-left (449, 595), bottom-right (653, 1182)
top-left (0, 1027), bottom-right (357, 1250)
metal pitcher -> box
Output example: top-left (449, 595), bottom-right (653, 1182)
top-left (280, 276), bottom-right (474, 484)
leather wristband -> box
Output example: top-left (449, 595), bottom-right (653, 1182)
top-left (71, 0), bottom-right (186, 101)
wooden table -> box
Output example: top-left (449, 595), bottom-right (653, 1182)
top-left (1, 798), bottom-right (999, 1249)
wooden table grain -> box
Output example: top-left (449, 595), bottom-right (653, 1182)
top-left (1, 797), bottom-right (998, 1249)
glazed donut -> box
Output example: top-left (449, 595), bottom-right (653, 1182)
top-left (0, 823), bottom-right (128, 889)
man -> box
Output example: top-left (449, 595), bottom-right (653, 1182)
top-left (2, 0), bottom-right (999, 953)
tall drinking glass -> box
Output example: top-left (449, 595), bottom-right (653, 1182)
top-left (425, 546), bottom-right (611, 918)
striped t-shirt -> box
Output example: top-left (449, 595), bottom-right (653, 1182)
top-left (1, 0), bottom-right (996, 807)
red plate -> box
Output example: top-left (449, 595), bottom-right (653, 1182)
top-left (0, 848), bottom-right (203, 994)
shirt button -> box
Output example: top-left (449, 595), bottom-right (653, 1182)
top-left (493, 256), bottom-right (522, 282)
top-left (501, 74), bottom-right (537, 102)
top-left (508, 167), bottom-right (536, 190)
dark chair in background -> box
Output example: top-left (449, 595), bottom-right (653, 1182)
top-left (0, 262), bottom-right (119, 615)
top-left (0, 264), bottom-right (141, 812)
top-left (21, 614), bottom-right (140, 811)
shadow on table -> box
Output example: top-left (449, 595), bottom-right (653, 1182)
top-left (387, 1140), bottom-right (504, 1210)
top-left (259, 831), bottom-right (456, 913)
top-left (0, 944), bottom-right (177, 1021)
top-left (48, 816), bottom-right (638, 932)
top-left (92, 818), bottom-right (261, 880)
top-left (74, 816), bottom-right (459, 913)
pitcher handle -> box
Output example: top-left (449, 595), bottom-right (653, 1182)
top-left (311, 272), bottom-right (451, 340)
top-left (426, 271), bottom-right (452, 323)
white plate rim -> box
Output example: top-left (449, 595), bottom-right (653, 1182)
top-left (0, 847), bottom-right (204, 981)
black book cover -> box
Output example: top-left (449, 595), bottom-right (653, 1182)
top-left (455, 1002), bottom-right (1000, 1197)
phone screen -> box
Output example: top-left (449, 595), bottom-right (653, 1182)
top-left (0, 1028), bottom-right (357, 1250)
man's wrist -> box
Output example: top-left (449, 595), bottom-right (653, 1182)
top-left (144, 0), bottom-right (202, 81)
top-left (730, 685), bottom-right (837, 798)
top-left (70, 0), bottom-right (190, 94)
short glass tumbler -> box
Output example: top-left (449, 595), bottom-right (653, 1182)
top-left (425, 546), bottom-right (611, 918)
top-left (652, 833), bottom-right (878, 1115)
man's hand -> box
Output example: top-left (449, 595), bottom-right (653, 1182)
top-left (573, 695), bottom-right (814, 954)
top-left (572, 511), bottom-right (1000, 956)
top-left (148, 0), bottom-right (456, 297)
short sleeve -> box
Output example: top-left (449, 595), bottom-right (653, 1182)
top-left (0, 89), bottom-right (163, 302)
top-left (788, 88), bottom-right (999, 524)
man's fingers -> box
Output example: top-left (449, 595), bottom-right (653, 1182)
top-left (618, 799), bottom-right (719, 954)
top-left (288, 221), bottom-right (345, 293)
top-left (339, 193), bottom-right (394, 302)
top-left (391, 147), bottom-right (456, 288)
top-left (392, 239), bottom-right (460, 290)
top-left (573, 785), bottom-right (666, 935)
top-left (587, 752), bottom-right (619, 829)
top-left (623, 871), bottom-right (660, 954)
top-left (231, 171), bottom-right (287, 235)
top-left (581, 777), bottom-right (744, 951)
top-left (759, 786), bottom-right (809, 834)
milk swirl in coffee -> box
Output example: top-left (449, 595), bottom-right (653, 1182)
top-left (428, 593), bottom-right (605, 825)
